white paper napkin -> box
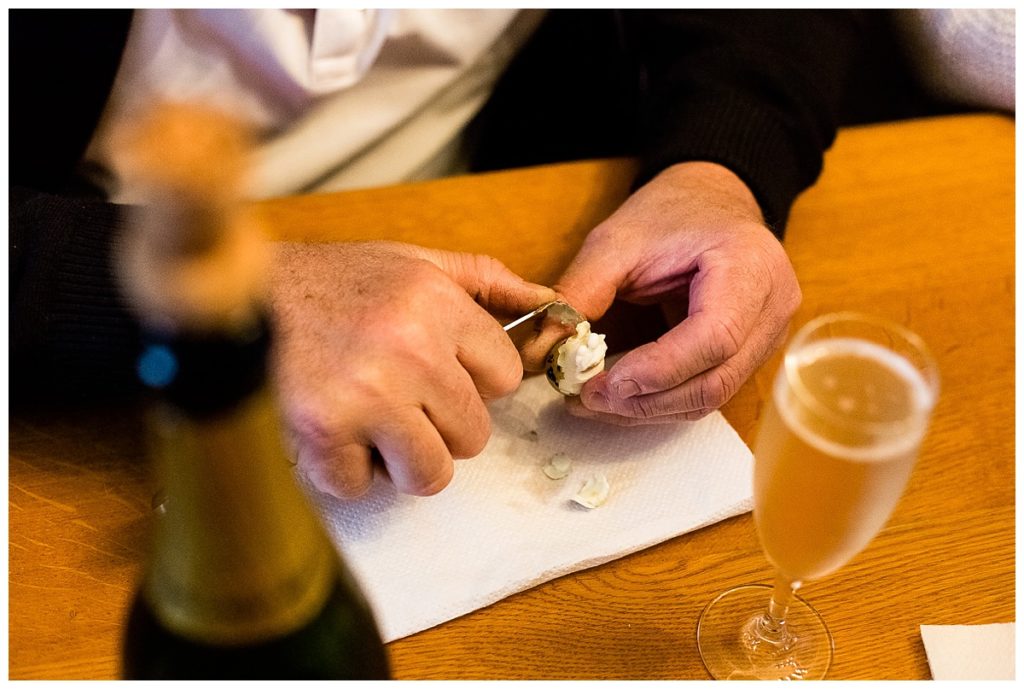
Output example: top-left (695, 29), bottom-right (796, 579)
top-left (920, 623), bottom-right (1015, 680)
top-left (304, 371), bottom-right (754, 642)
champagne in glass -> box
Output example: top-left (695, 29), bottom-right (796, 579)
top-left (697, 312), bottom-right (938, 680)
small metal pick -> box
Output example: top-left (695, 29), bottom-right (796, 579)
top-left (502, 300), bottom-right (583, 332)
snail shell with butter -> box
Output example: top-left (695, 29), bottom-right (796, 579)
top-left (545, 321), bottom-right (608, 396)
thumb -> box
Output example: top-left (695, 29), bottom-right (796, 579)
top-left (412, 247), bottom-right (556, 315)
top-left (553, 228), bottom-right (628, 322)
top-left (518, 235), bottom-right (627, 372)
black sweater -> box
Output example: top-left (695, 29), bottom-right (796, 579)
top-left (10, 9), bottom-right (883, 401)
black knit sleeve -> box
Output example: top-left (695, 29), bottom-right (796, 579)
top-left (10, 10), bottom-right (140, 404)
top-left (625, 10), bottom-right (865, 234)
top-left (10, 188), bottom-right (142, 403)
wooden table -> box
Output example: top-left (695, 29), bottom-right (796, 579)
top-left (9, 113), bottom-right (1014, 679)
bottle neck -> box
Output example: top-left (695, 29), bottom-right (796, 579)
top-left (138, 309), bottom-right (272, 417)
top-left (141, 318), bottom-right (336, 646)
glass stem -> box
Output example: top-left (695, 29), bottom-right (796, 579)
top-left (753, 573), bottom-right (801, 649)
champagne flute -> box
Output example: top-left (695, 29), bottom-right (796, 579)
top-left (696, 312), bottom-right (939, 680)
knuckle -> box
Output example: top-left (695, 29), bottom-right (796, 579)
top-left (318, 470), bottom-right (370, 500)
top-left (306, 467), bottom-right (339, 496)
top-left (408, 463), bottom-right (454, 497)
top-left (490, 354), bottom-right (524, 397)
top-left (376, 313), bottom-right (433, 351)
top-left (334, 478), bottom-right (373, 500)
top-left (672, 381), bottom-right (705, 412)
top-left (450, 415), bottom-right (491, 458)
top-left (630, 394), bottom-right (663, 420)
top-left (294, 437), bottom-right (374, 500)
top-left (344, 363), bottom-right (397, 404)
top-left (709, 312), bottom-right (744, 362)
top-left (409, 255), bottom-right (446, 283)
top-left (473, 253), bottom-right (506, 282)
top-left (469, 253), bottom-right (515, 306)
top-left (302, 458), bottom-right (345, 499)
top-left (699, 366), bottom-right (741, 410)
top-left (760, 240), bottom-right (802, 317)
top-left (403, 262), bottom-right (457, 309)
top-left (361, 325), bottom-right (440, 378)
top-left (287, 402), bottom-right (339, 455)
top-left (698, 377), bottom-right (726, 410)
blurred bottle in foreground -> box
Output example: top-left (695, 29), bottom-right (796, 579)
top-left (115, 103), bottom-right (390, 679)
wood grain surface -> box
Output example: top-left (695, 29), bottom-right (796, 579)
top-left (9, 113), bottom-right (1014, 679)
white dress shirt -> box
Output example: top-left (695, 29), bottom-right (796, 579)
top-left (85, 9), bottom-right (545, 202)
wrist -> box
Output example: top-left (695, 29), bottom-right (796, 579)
top-left (649, 161), bottom-right (766, 226)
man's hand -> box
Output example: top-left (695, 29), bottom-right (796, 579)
top-left (525, 161), bottom-right (801, 425)
top-left (269, 240), bottom-right (556, 498)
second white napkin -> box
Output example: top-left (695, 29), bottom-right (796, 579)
top-left (921, 622), bottom-right (1015, 680)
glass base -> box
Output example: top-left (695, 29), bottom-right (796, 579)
top-left (696, 584), bottom-right (833, 680)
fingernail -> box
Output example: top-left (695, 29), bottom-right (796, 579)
top-left (585, 390), bottom-right (610, 412)
top-left (614, 380), bottom-right (642, 398)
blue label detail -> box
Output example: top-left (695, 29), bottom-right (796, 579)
top-left (138, 344), bottom-right (179, 389)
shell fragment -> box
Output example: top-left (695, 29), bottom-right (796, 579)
top-left (542, 452), bottom-right (572, 480)
top-left (571, 474), bottom-right (610, 509)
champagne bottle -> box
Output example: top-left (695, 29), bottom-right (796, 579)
top-left (116, 104), bottom-right (390, 679)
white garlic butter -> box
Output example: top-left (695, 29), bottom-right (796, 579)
top-left (546, 322), bottom-right (608, 396)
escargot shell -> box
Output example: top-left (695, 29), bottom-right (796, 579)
top-left (545, 321), bottom-right (608, 396)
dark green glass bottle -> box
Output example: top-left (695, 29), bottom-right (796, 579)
top-left (117, 104), bottom-right (390, 679)
top-left (122, 317), bottom-right (390, 679)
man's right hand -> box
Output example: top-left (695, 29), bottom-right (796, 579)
top-left (269, 240), bottom-right (556, 499)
